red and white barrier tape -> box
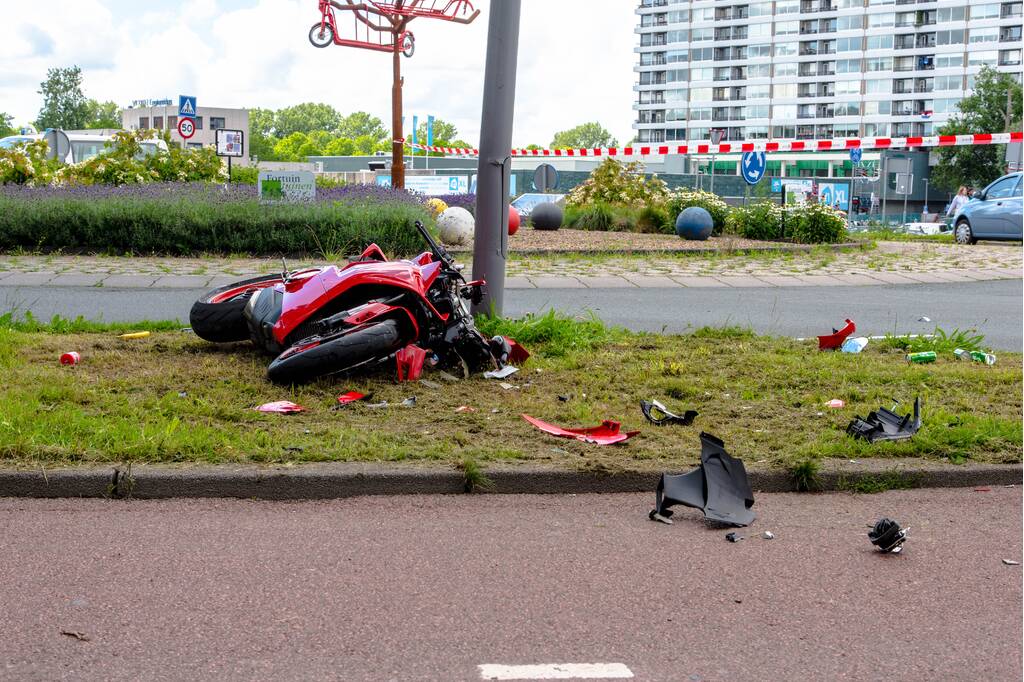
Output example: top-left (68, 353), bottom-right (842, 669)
top-left (405, 132), bottom-right (1023, 158)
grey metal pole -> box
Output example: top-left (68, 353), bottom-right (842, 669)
top-left (902, 174), bottom-right (910, 223)
top-left (471, 0), bottom-right (521, 317)
top-left (880, 155), bottom-right (888, 224)
top-left (710, 153), bottom-right (716, 194)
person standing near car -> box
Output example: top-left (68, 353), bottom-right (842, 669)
top-left (946, 186), bottom-right (970, 218)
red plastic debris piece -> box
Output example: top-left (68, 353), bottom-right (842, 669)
top-left (255, 401), bottom-right (305, 414)
top-left (818, 319), bottom-right (856, 350)
top-left (337, 391), bottom-right (368, 405)
top-left (396, 344), bottom-right (427, 382)
top-left (520, 414), bottom-right (640, 445)
top-left (504, 337), bottom-right (530, 365)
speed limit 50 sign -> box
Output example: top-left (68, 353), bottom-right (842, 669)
top-left (177, 117), bottom-right (196, 140)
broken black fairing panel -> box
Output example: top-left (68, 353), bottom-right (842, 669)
top-left (846, 397), bottom-right (922, 443)
top-left (649, 432), bottom-right (756, 527)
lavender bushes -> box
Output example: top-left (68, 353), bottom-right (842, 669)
top-left (0, 183), bottom-right (433, 256)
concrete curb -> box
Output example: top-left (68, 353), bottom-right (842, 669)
top-left (0, 459), bottom-right (1019, 500)
top-left (451, 241), bottom-right (867, 257)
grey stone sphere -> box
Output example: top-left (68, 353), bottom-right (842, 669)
top-left (530, 202), bottom-right (563, 231)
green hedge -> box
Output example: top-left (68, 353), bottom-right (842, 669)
top-left (0, 185), bottom-right (433, 256)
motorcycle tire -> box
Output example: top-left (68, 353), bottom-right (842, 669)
top-left (309, 23), bottom-right (334, 48)
top-left (267, 319), bottom-right (407, 385)
top-left (190, 274), bottom-right (283, 343)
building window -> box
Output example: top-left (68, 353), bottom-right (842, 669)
top-left (153, 116), bottom-right (163, 129)
top-left (210, 117), bottom-right (226, 130)
top-left (139, 117), bottom-right (149, 129)
top-left (168, 116), bottom-right (177, 130)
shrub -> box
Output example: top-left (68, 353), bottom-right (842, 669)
top-left (666, 188), bottom-right (730, 235)
top-left (565, 158), bottom-right (669, 208)
top-left (636, 204), bottom-right (672, 234)
top-left (724, 201), bottom-right (783, 240)
top-left (0, 140), bottom-right (60, 185)
top-left (789, 202), bottom-right (848, 244)
top-left (0, 183), bottom-right (433, 256)
top-left (572, 203), bottom-right (615, 231)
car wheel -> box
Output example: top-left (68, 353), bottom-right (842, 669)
top-left (954, 220), bottom-right (976, 245)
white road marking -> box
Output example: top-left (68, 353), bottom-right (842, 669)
top-left (478, 663), bottom-right (634, 680)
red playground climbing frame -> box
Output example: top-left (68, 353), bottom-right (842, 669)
top-left (308, 1), bottom-right (479, 188)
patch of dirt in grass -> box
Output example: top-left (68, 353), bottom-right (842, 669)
top-left (1, 328), bottom-right (1020, 470)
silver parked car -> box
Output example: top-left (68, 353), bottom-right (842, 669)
top-left (953, 172), bottom-right (1023, 244)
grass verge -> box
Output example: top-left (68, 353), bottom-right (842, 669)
top-left (0, 314), bottom-right (1019, 470)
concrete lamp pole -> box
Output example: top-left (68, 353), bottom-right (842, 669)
top-left (710, 128), bottom-right (725, 195)
top-left (471, 0), bottom-right (521, 317)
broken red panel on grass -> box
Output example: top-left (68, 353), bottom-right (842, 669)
top-left (504, 337), bottom-right (530, 365)
top-left (255, 401), bottom-right (305, 414)
top-left (337, 391), bottom-right (370, 405)
top-left (818, 319), bottom-right (856, 350)
top-left (521, 414), bottom-right (640, 445)
top-left (396, 344), bottom-right (427, 382)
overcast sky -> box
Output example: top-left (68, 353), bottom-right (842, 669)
top-left (1, 0), bottom-right (638, 147)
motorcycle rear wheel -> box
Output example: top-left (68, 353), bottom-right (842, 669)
top-left (267, 319), bottom-right (408, 385)
top-left (190, 274), bottom-right (283, 343)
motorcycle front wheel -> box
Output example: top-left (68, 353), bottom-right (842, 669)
top-left (267, 319), bottom-right (408, 385)
top-left (190, 274), bottom-right (284, 343)
top-left (309, 22), bottom-right (334, 48)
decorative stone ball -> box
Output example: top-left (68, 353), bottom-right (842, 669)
top-left (508, 206), bottom-right (521, 236)
top-left (530, 202), bottom-right (563, 231)
top-left (437, 206), bottom-right (475, 245)
top-left (675, 206), bottom-right (714, 241)
top-left (425, 198), bottom-right (448, 218)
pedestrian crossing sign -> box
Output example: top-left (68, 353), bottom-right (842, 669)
top-left (178, 96), bottom-right (197, 119)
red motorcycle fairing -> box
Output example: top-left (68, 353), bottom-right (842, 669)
top-left (271, 254), bottom-right (445, 345)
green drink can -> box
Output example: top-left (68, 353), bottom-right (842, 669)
top-left (906, 351), bottom-right (937, 364)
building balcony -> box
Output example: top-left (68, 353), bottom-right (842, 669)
top-left (1003, 6), bottom-right (1024, 19)
top-left (1001, 29), bottom-right (1023, 42)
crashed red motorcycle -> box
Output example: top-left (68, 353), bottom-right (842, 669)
top-left (189, 221), bottom-right (513, 384)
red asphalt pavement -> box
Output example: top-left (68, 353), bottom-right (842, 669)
top-left (1, 488), bottom-right (1021, 681)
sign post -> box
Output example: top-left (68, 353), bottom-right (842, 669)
top-left (215, 129), bottom-right (244, 183)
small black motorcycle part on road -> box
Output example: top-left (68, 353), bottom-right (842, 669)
top-left (869, 518), bottom-right (908, 554)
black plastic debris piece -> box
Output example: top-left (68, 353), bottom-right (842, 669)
top-left (846, 397), bottom-right (921, 443)
top-left (649, 432), bottom-right (756, 527)
top-left (725, 532), bottom-right (744, 543)
top-left (868, 518), bottom-right (908, 554)
top-left (641, 400), bottom-right (698, 427)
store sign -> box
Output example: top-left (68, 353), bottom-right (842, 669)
top-left (259, 171), bottom-right (315, 202)
top-left (376, 174), bottom-right (469, 195)
top-left (818, 182), bottom-right (850, 211)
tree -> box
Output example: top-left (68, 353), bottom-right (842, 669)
top-left (324, 137), bottom-right (356, 156)
top-left (550, 122), bottom-right (618, 149)
top-left (248, 108), bottom-right (279, 161)
top-left (931, 66), bottom-right (1023, 192)
top-left (0, 112), bottom-right (16, 138)
top-left (273, 103), bottom-right (342, 137)
top-left (35, 66), bottom-right (91, 130)
top-left (85, 100), bottom-right (121, 129)
top-left (339, 111), bottom-right (387, 142)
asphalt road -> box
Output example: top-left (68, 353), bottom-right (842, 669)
top-left (1, 488), bottom-right (1020, 681)
top-left (2, 279), bottom-right (1021, 350)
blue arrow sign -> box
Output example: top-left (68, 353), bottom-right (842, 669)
top-left (742, 151), bottom-right (767, 185)
top-left (771, 177), bottom-right (783, 193)
top-left (178, 96), bottom-right (197, 119)
top-left (850, 147), bottom-right (863, 164)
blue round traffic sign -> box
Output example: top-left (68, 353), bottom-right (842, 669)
top-left (850, 147), bottom-right (863, 164)
top-left (742, 151), bottom-right (767, 185)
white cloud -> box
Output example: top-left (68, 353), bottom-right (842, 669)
top-left (1, 0), bottom-right (637, 147)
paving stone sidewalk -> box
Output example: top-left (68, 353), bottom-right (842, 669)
top-left (0, 241), bottom-right (1019, 289)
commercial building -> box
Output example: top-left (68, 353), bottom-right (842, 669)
top-left (633, 0), bottom-right (1023, 149)
top-left (120, 102), bottom-right (251, 165)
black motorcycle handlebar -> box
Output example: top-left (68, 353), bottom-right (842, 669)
top-left (415, 220), bottom-right (456, 270)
